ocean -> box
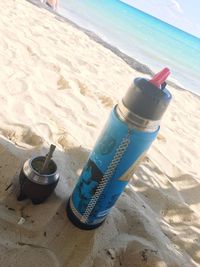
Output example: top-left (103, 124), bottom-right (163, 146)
top-left (59, 0), bottom-right (200, 95)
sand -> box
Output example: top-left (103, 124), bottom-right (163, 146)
top-left (0, 0), bottom-right (200, 266)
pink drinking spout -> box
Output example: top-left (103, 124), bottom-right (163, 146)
top-left (149, 67), bottom-right (171, 88)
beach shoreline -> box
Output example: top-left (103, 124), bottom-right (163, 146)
top-left (28, 0), bottom-right (199, 97)
top-left (0, 0), bottom-right (200, 266)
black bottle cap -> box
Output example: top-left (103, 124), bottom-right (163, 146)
top-left (122, 69), bottom-right (172, 121)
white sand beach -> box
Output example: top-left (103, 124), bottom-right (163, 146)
top-left (0, 0), bottom-right (200, 266)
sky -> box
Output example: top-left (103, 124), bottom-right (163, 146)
top-left (122, 0), bottom-right (200, 38)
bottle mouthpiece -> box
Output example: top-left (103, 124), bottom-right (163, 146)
top-left (121, 67), bottom-right (172, 122)
top-left (149, 67), bottom-right (170, 88)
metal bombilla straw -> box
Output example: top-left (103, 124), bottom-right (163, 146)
top-left (41, 144), bottom-right (56, 174)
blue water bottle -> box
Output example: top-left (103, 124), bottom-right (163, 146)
top-left (67, 68), bottom-right (172, 230)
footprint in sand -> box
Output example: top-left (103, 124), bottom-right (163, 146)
top-left (58, 134), bottom-right (89, 163)
top-left (22, 130), bottom-right (43, 147)
top-left (98, 95), bottom-right (114, 108)
top-left (57, 75), bottom-right (70, 90)
top-left (57, 134), bottom-right (77, 151)
top-left (1, 127), bottom-right (43, 147)
top-left (76, 80), bottom-right (90, 96)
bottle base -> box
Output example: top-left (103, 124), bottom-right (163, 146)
top-left (66, 199), bottom-right (105, 230)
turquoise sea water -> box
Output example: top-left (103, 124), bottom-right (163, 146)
top-left (59, 0), bottom-right (200, 95)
